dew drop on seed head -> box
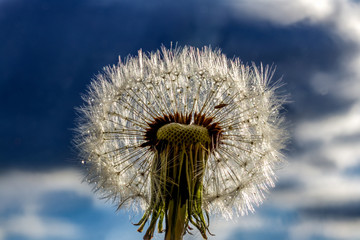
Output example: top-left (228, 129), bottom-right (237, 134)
top-left (176, 87), bottom-right (183, 93)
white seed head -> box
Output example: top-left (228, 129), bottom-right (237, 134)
top-left (74, 45), bottom-right (287, 219)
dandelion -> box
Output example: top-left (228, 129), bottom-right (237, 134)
top-left (74, 46), bottom-right (286, 240)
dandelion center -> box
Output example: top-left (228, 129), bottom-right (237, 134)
top-left (141, 112), bottom-right (223, 152)
top-left (157, 123), bottom-right (210, 146)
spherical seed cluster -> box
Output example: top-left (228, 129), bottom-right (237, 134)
top-left (157, 123), bottom-right (211, 145)
top-left (74, 45), bottom-right (287, 221)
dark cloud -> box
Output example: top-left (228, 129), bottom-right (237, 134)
top-left (301, 202), bottom-right (360, 219)
top-left (274, 178), bottom-right (303, 192)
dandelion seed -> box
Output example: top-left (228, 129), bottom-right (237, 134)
top-left (74, 45), bottom-right (287, 240)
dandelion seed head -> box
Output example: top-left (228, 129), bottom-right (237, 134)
top-left (74, 45), bottom-right (287, 234)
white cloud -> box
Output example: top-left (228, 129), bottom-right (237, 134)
top-left (296, 103), bottom-right (360, 143)
top-left (270, 160), bottom-right (360, 208)
top-left (3, 212), bottom-right (80, 239)
top-left (225, 0), bottom-right (336, 25)
top-left (321, 141), bottom-right (360, 169)
top-left (0, 169), bottom-right (91, 206)
top-left (294, 103), bottom-right (360, 169)
top-left (290, 218), bottom-right (360, 240)
top-left (333, 1), bottom-right (360, 42)
top-left (0, 168), bottom-right (96, 240)
top-left (0, 168), bottom-right (111, 210)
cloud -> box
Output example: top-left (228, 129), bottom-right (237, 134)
top-left (184, 214), bottom-right (266, 240)
top-left (2, 212), bottom-right (80, 239)
top-left (296, 103), bottom-right (360, 143)
top-left (273, 163), bottom-right (360, 208)
top-left (0, 168), bottom-right (95, 240)
top-left (337, 53), bottom-right (360, 100)
top-left (289, 218), bottom-right (360, 240)
top-left (333, 1), bottom-right (360, 42)
top-left (294, 103), bottom-right (360, 170)
top-left (0, 168), bottom-right (93, 211)
top-left (225, 0), bottom-right (336, 25)
top-left (210, 215), bottom-right (265, 240)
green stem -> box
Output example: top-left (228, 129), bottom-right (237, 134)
top-left (165, 198), bottom-right (187, 240)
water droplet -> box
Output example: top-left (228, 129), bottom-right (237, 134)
top-left (176, 87), bottom-right (183, 93)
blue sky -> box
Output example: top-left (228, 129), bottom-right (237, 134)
top-left (1, 0), bottom-right (360, 239)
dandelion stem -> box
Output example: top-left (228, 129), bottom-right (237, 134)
top-left (165, 198), bottom-right (187, 240)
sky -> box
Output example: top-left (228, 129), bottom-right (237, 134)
top-left (1, 0), bottom-right (360, 239)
